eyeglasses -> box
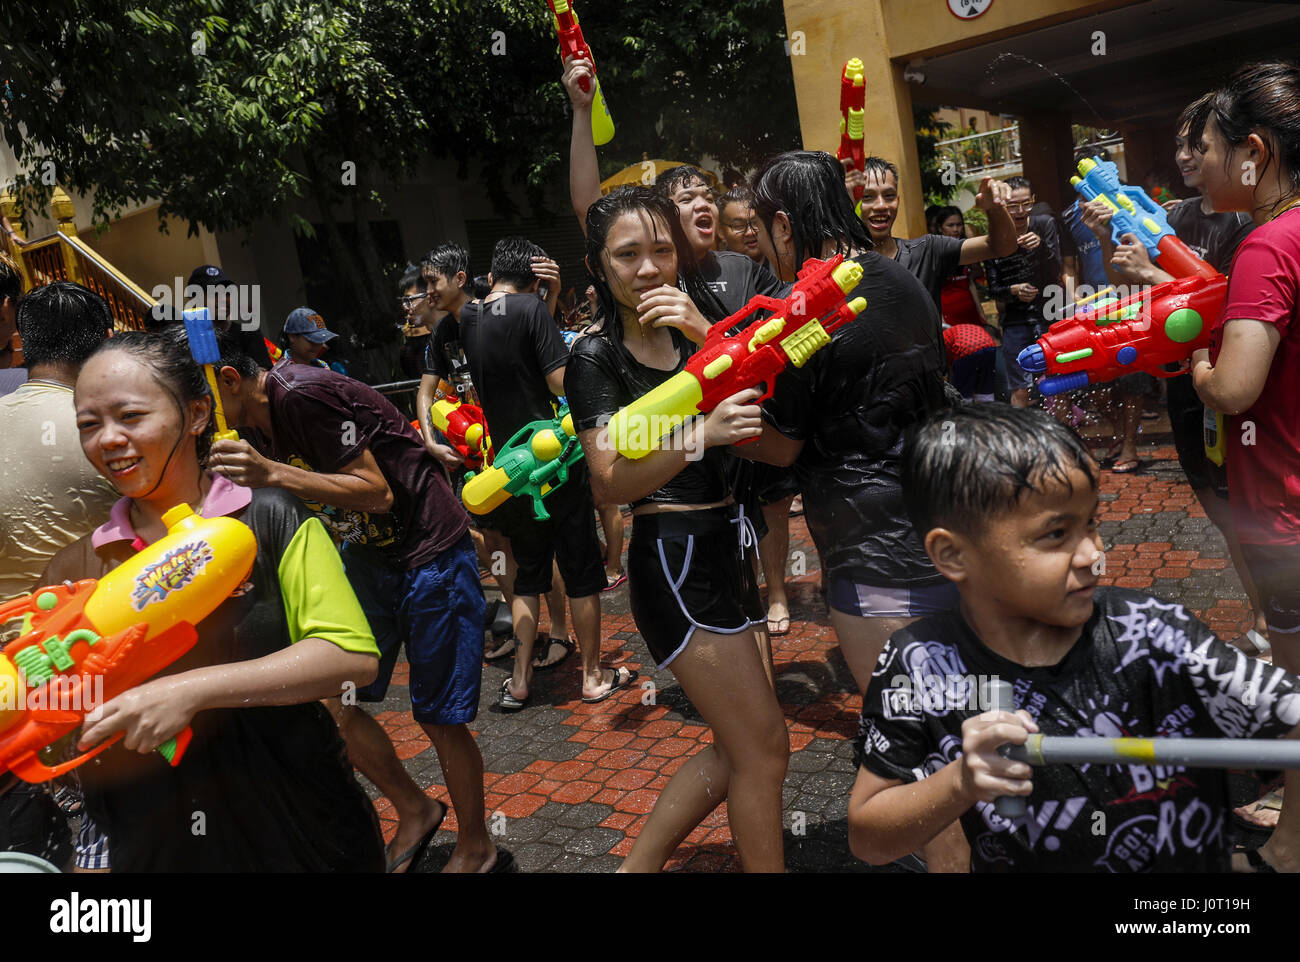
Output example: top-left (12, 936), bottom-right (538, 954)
top-left (400, 292), bottom-right (429, 307)
top-left (725, 219), bottom-right (760, 234)
top-left (1005, 202), bottom-right (1035, 212)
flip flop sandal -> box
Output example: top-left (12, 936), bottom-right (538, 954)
top-left (1232, 848), bottom-right (1277, 873)
top-left (581, 666), bottom-right (638, 704)
top-left (484, 635), bottom-right (519, 663)
top-left (498, 678), bottom-right (528, 711)
top-left (767, 616), bottom-right (791, 637)
top-left (1111, 458), bottom-right (1142, 474)
top-left (486, 850), bottom-right (515, 873)
top-left (532, 635), bottom-right (575, 671)
top-left (385, 801), bottom-right (447, 873)
top-left (1231, 789), bottom-right (1284, 832)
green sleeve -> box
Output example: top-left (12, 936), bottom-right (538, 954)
top-left (276, 516), bottom-right (380, 656)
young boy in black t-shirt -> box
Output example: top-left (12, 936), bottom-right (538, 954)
top-left (847, 404), bottom-right (1300, 872)
top-left (460, 236), bottom-right (633, 711)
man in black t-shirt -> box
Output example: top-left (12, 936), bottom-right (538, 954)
top-left (983, 177), bottom-right (1065, 407)
top-left (844, 156), bottom-right (1018, 313)
top-left (848, 405), bottom-right (1300, 872)
top-left (461, 236), bottom-right (631, 711)
top-left (206, 333), bottom-right (500, 873)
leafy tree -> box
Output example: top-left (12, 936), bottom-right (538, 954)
top-left (0, 0), bottom-right (802, 343)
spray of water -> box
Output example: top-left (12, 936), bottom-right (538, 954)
top-left (982, 52), bottom-right (1107, 125)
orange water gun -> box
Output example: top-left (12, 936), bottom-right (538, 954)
top-left (0, 505), bottom-right (256, 782)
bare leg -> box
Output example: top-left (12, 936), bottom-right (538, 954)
top-left (1258, 638), bottom-right (1300, 871)
top-left (480, 529), bottom-right (516, 606)
top-left (329, 700), bottom-right (443, 870)
top-left (1010, 388), bottom-right (1030, 408)
top-left (569, 592), bottom-right (620, 700)
top-left (597, 503), bottom-right (625, 579)
top-left (829, 609), bottom-right (969, 873)
top-left (760, 495), bottom-right (795, 632)
top-left (507, 594), bottom-right (541, 702)
top-left (546, 561), bottom-right (568, 639)
top-left (622, 627), bottom-right (788, 872)
top-left (1196, 486), bottom-right (1268, 636)
top-left (422, 722), bottom-right (496, 873)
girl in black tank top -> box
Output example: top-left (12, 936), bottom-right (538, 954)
top-left (564, 187), bottom-right (790, 872)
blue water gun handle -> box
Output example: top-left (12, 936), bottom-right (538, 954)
top-left (1039, 371), bottom-right (1092, 396)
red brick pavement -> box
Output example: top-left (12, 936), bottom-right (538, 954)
top-left (364, 436), bottom-right (1255, 872)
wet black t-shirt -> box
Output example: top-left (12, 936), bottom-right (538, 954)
top-left (422, 314), bottom-right (478, 402)
top-left (565, 329), bottom-right (729, 508)
top-left (894, 234), bottom-right (966, 310)
top-left (763, 252), bottom-right (949, 587)
top-left (857, 587), bottom-right (1300, 872)
top-left (266, 361), bottom-right (469, 569)
top-left (459, 294), bottom-right (569, 446)
top-left (698, 250), bottom-right (787, 315)
top-left (1166, 199), bottom-right (1255, 275)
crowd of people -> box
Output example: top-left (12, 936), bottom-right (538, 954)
top-left (0, 56), bottom-right (1298, 874)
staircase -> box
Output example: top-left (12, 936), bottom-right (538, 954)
top-left (0, 187), bottom-right (156, 333)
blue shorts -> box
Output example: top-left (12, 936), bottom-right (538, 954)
top-left (827, 577), bottom-right (959, 618)
top-left (343, 532), bottom-right (486, 725)
top-left (1001, 324), bottom-right (1041, 392)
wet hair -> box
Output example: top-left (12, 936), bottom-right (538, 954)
top-left (16, 281), bottom-right (113, 369)
top-left (1189, 60), bottom-right (1300, 216)
top-left (902, 403), bottom-right (1098, 538)
top-left (398, 263), bottom-right (422, 295)
top-left (490, 236), bottom-right (545, 289)
top-left (421, 243), bottom-right (469, 282)
top-left (719, 186), bottom-right (756, 215)
top-left (86, 329), bottom-right (215, 469)
top-left (655, 165), bottom-right (714, 202)
top-left (0, 251), bottom-right (20, 306)
top-left (752, 150), bottom-right (871, 270)
top-left (1177, 93), bottom-right (1213, 140)
top-left (862, 156), bottom-right (900, 187)
top-left (469, 275), bottom-right (492, 299)
top-left (583, 186), bottom-right (727, 348)
top-left (1004, 176), bottom-right (1033, 194)
top-left (927, 205), bottom-right (962, 235)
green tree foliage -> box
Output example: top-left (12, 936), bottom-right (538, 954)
top-left (0, 0), bottom-right (800, 335)
top-left (913, 106), bottom-right (955, 207)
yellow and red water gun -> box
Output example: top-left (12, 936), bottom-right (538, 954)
top-left (605, 255), bottom-right (867, 459)
top-left (0, 505), bottom-right (256, 782)
top-left (548, 0), bottom-right (615, 146)
top-left (838, 58), bottom-right (866, 212)
top-left (429, 396), bottom-right (493, 471)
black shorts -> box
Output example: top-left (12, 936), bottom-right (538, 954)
top-left (752, 461), bottom-right (800, 507)
top-left (489, 460), bottom-right (607, 598)
top-left (627, 506), bottom-right (764, 669)
top-left (1166, 373), bottom-right (1228, 498)
top-left (1240, 542), bottom-right (1300, 638)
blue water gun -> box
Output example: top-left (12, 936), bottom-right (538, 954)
top-left (1070, 156), bottom-right (1215, 279)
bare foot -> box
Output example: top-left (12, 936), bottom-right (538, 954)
top-left (1234, 789), bottom-right (1284, 830)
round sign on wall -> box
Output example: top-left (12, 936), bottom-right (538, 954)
top-left (948, 0), bottom-right (993, 19)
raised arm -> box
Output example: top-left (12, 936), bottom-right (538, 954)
top-left (564, 56), bottom-right (602, 235)
top-left (958, 178), bottom-right (1018, 264)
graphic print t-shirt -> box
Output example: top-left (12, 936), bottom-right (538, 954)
top-left (266, 361), bottom-right (469, 569)
top-left (697, 250), bottom-right (787, 315)
top-left (984, 214), bottom-right (1063, 329)
top-left (857, 587), bottom-right (1300, 872)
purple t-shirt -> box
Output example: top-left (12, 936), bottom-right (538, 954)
top-left (265, 361), bottom-right (469, 569)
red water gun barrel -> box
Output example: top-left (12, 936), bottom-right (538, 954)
top-left (838, 58), bottom-right (866, 201)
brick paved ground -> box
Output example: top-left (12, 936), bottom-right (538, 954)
top-left (363, 416), bottom-right (1259, 873)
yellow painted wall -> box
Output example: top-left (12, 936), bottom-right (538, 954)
top-left (77, 207), bottom-right (216, 299)
top-left (782, 0), bottom-right (1140, 236)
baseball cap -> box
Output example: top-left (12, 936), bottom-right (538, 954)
top-left (283, 307), bottom-right (338, 344)
top-left (187, 264), bottom-right (234, 288)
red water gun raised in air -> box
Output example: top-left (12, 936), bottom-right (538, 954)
top-left (0, 505), bottom-right (256, 782)
top-left (605, 255), bottom-right (867, 459)
top-left (1017, 272), bottom-right (1227, 396)
top-left (548, 0), bottom-right (615, 146)
top-left (838, 57), bottom-right (866, 207)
